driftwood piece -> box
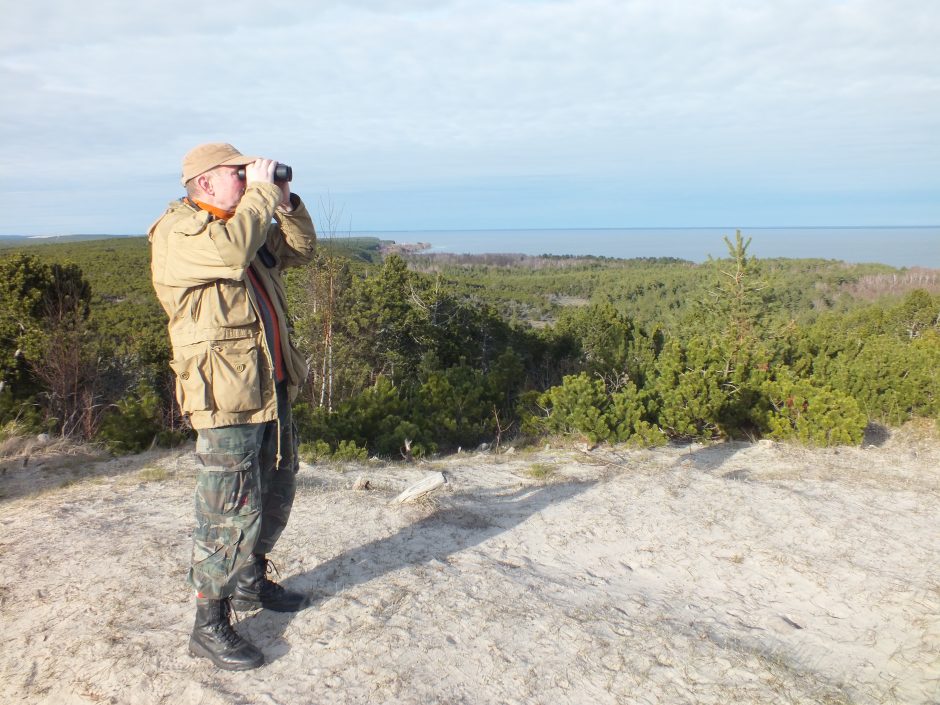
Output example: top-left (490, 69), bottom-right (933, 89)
top-left (392, 472), bottom-right (446, 504)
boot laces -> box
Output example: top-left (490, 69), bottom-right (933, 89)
top-left (224, 597), bottom-right (244, 625)
top-left (218, 622), bottom-right (244, 648)
top-left (259, 558), bottom-right (286, 597)
top-left (261, 557), bottom-right (281, 581)
top-left (216, 599), bottom-right (246, 646)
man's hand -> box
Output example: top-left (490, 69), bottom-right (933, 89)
top-left (247, 158), bottom-right (293, 211)
top-left (245, 158), bottom-right (276, 185)
top-left (277, 179), bottom-right (293, 212)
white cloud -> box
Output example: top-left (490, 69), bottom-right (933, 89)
top-left (0, 0), bottom-right (937, 232)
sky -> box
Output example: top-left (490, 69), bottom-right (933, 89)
top-left (0, 0), bottom-right (938, 235)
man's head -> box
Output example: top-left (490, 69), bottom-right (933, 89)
top-left (181, 142), bottom-right (257, 211)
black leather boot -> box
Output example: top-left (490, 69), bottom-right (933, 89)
top-left (231, 554), bottom-right (307, 613)
top-left (189, 598), bottom-right (265, 670)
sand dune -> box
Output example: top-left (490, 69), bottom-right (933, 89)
top-left (1, 427), bottom-right (938, 705)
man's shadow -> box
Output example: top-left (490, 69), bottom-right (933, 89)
top-left (240, 479), bottom-right (597, 659)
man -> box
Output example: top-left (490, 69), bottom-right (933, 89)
top-left (149, 143), bottom-right (316, 670)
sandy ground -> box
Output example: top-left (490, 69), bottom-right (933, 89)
top-left (0, 426), bottom-right (938, 705)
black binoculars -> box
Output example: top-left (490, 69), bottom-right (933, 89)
top-left (236, 163), bottom-right (293, 183)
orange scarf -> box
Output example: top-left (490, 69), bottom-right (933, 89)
top-left (192, 199), bottom-right (236, 221)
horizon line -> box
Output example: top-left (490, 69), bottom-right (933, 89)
top-left (2, 223), bottom-right (938, 239)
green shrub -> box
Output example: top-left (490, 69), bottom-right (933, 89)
top-left (628, 420), bottom-right (668, 447)
top-left (96, 384), bottom-right (164, 454)
top-left (516, 389), bottom-right (548, 437)
top-left (96, 382), bottom-right (188, 454)
top-left (820, 332), bottom-right (940, 425)
top-left (759, 375), bottom-right (867, 446)
top-left (297, 438), bottom-right (369, 463)
top-left (605, 381), bottom-right (647, 442)
top-left (7, 236), bottom-right (938, 460)
top-left (332, 439), bottom-right (369, 462)
top-left (416, 363), bottom-right (493, 450)
top-left (650, 338), bottom-right (728, 440)
top-left (0, 389), bottom-right (46, 436)
top-left (298, 439), bottom-right (332, 463)
top-left (539, 373), bottom-right (611, 443)
top-left (603, 382), bottom-right (668, 446)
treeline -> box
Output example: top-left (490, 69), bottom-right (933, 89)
top-left (404, 250), bottom-right (939, 331)
top-left (0, 232), bottom-right (937, 457)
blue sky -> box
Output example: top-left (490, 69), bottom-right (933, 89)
top-left (0, 0), bottom-right (937, 235)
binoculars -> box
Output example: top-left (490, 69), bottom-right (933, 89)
top-left (236, 163), bottom-right (293, 183)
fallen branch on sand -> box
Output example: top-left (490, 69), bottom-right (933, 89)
top-left (392, 472), bottom-right (446, 504)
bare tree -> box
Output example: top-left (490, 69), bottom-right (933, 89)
top-left (303, 194), bottom-right (349, 412)
top-left (28, 265), bottom-right (104, 439)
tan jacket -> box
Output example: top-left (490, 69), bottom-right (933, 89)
top-left (149, 182), bottom-right (316, 429)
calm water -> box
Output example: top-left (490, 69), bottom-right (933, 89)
top-left (349, 227), bottom-right (939, 269)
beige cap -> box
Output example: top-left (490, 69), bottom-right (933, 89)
top-left (180, 142), bottom-right (257, 185)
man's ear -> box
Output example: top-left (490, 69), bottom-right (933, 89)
top-left (195, 173), bottom-right (213, 197)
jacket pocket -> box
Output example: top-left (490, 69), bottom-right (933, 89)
top-left (190, 525), bottom-right (243, 585)
top-left (209, 343), bottom-right (263, 412)
top-left (168, 352), bottom-right (210, 413)
top-left (209, 280), bottom-right (258, 328)
top-left (189, 282), bottom-right (258, 329)
top-left (195, 448), bottom-right (260, 516)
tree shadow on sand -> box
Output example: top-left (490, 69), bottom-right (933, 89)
top-left (669, 440), bottom-right (754, 479)
top-left (0, 445), bottom-right (194, 503)
top-left (240, 479), bottom-right (597, 659)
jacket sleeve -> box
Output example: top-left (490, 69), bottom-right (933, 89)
top-left (268, 194), bottom-right (317, 270)
top-left (150, 184), bottom-right (282, 287)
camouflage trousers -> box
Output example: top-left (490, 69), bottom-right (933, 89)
top-left (187, 382), bottom-right (298, 599)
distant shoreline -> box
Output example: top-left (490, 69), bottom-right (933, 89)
top-left (348, 226), bottom-right (940, 269)
top-left (1, 226), bottom-right (937, 269)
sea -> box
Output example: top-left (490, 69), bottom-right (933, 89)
top-left (346, 226), bottom-right (939, 269)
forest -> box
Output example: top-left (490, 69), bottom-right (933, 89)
top-left (0, 231), bottom-right (937, 458)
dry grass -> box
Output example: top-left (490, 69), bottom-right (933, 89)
top-left (524, 462), bottom-right (556, 481)
top-left (0, 430), bottom-right (101, 462)
top-left (887, 416), bottom-right (940, 444)
top-left (137, 466), bottom-right (171, 483)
